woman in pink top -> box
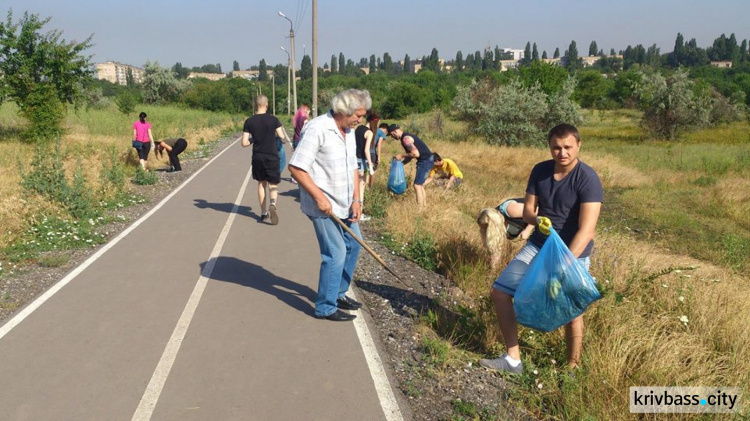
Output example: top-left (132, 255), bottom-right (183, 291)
top-left (132, 111), bottom-right (155, 170)
top-left (292, 103), bottom-right (310, 150)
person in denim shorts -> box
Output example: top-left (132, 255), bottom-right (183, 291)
top-left (480, 123), bottom-right (603, 375)
top-left (388, 124), bottom-right (433, 208)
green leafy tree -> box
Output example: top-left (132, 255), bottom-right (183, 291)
top-left (574, 69), bottom-right (614, 108)
top-left (172, 62), bottom-right (190, 79)
top-left (739, 39), bottom-right (749, 63)
top-left (193, 63), bottom-right (222, 73)
top-left (369, 54), bottom-right (376, 74)
top-left (670, 32), bottom-right (685, 67)
top-left (382, 52), bottom-right (393, 73)
top-left (452, 76), bottom-right (581, 146)
top-left (141, 62), bottom-right (189, 104)
top-left (482, 49), bottom-right (493, 70)
top-left (542, 50), bottom-right (548, 60)
top-left (180, 79), bottom-right (233, 112)
top-left (404, 54), bottom-right (411, 73)
top-left (464, 52), bottom-right (474, 71)
top-left (532, 43), bottom-right (539, 62)
top-left (338, 53), bottom-right (345, 74)
top-left (115, 90), bottom-right (137, 114)
top-left (330, 54), bottom-right (337, 73)
top-left (589, 41), bottom-right (598, 56)
top-left (635, 69), bottom-right (712, 139)
top-left (516, 60), bottom-right (570, 96)
top-left (0, 10), bottom-right (93, 140)
top-left (611, 69), bottom-right (642, 107)
top-left (300, 55), bottom-right (312, 80)
top-left (524, 42), bottom-right (532, 65)
top-left (565, 40), bottom-right (582, 73)
top-left (553, 47), bottom-right (560, 59)
top-left (455, 51), bottom-right (463, 72)
top-left (233, 60), bottom-right (240, 71)
top-left (125, 68), bottom-right (135, 86)
top-left (258, 59), bottom-right (268, 81)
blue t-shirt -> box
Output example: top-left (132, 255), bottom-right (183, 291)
top-left (372, 129), bottom-right (386, 152)
top-left (526, 159), bottom-right (603, 257)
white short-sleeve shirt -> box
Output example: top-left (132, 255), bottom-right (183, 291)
top-left (288, 111), bottom-right (357, 219)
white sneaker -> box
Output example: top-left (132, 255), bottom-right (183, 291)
top-left (479, 353), bottom-right (523, 374)
top-left (360, 214), bottom-right (371, 221)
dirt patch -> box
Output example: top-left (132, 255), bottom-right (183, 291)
top-left (0, 135), bottom-right (533, 420)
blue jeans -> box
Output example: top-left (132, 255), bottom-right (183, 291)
top-left (414, 155), bottom-right (434, 185)
top-left (492, 243), bottom-right (591, 296)
top-left (309, 216), bottom-right (362, 317)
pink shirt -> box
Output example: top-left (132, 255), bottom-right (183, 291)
top-left (133, 121), bottom-right (151, 142)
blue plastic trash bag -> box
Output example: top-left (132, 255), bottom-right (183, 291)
top-left (276, 137), bottom-right (287, 173)
top-left (387, 158), bottom-right (407, 195)
top-left (513, 228), bottom-right (602, 332)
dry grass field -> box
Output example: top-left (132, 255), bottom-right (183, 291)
top-left (0, 103), bottom-right (241, 249)
top-left (371, 110), bottom-right (749, 419)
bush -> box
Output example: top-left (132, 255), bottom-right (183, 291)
top-left (19, 141), bottom-right (99, 219)
top-left (635, 69), bottom-right (712, 139)
top-left (452, 78), bottom-right (582, 146)
top-left (131, 167), bottom-right (158, 185)
top-left (115, 90), bottom-right (138, 115)
top-left (85, 87), bottom-right (111, 110)
top-left (19, 84), bottom-right (66, 142)
top-left (708, 87), bottom-right (746, 125)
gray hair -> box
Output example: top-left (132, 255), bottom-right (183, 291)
top-left (330, 89), bottom-right (372, 115)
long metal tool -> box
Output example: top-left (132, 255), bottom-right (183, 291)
top-left (331, 216), bottom-right (412, 290)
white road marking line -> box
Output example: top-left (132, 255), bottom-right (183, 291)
top-left (350, 289), bottom-right (405, 421)
top-left (131, 164), bottom-right (253, 421)
top-left (0, 138), bottom-right (240, 341)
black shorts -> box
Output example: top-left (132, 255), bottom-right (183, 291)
top-left (252, 154), bottom-right (281, 184)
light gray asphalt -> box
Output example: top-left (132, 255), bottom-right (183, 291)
top-left (0, 141), bottom-right (402, 420)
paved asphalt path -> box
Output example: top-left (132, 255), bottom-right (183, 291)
top-left (0, 140), bottom-right (407, 421)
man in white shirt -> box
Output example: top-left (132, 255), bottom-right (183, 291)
top-left (288, 89), bottom-right (371, 321)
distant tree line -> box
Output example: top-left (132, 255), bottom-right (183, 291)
top-left (1, 9), bottom-right (747, 143)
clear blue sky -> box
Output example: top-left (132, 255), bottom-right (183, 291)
top-left (4, 0), bottom-right (749, 71)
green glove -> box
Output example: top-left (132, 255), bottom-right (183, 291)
top-left (536, 216), bottom-right (552, 236)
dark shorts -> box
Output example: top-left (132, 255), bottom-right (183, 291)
top-left (414, 156), bottom-right (435, 186)
top-left (252, 154), bottom-right (281, 184)
top-left (135, 142), bottom-right (150, 160)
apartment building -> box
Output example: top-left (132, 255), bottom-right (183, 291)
top-left (96, 61), bottom-right (144, 85)
top-left (187, 72), bottom-right (226, 81)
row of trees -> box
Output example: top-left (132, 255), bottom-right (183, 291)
top-left (2, 10), bottom-right (748, 144)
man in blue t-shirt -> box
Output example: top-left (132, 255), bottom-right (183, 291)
top-left (480, 123), bottom-right (604, 375)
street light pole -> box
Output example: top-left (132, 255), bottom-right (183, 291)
top-left (281, 46), bottom-right (291, 116)
top-left (312, 0), bottom-right (318, 117)
top-left (271, 73), bottom-right (275, 115)
top-left (278, 11), bottom-right (298, 113)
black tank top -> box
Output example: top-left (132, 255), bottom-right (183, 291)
top-left (355, 125), bottom-right (369, 159)
top-left (401, 132), bottom-right (432, 162)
